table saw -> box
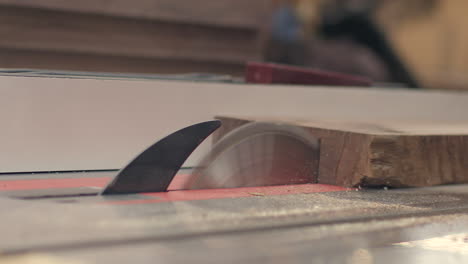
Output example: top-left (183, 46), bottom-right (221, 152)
top-left (1, 70), bottom-right (468, 263)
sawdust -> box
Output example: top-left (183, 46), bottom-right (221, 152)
top-left (0, 254), bottom-right (85, 264)
top-left (247, 192), bottom-right (265, 196)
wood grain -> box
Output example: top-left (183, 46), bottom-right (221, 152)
top-left (0, 0), bottom-right (270, 28)
top-left (0, 48), bottom-right (247, 75)
top-left (0, 2), bottom-right (269, 74)
top-left (214, 116), bottom-right (468, 188)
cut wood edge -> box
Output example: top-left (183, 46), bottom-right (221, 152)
top-left (214, 116), bottom-right (468, 188)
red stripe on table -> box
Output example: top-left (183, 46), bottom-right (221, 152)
top-left (105, 184), bottom-right (350, 205)
top-left (0, 174), bottom-right (191, 191)
top-left (0, 177), bottom-right (110, 191)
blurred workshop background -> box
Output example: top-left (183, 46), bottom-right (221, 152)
top-left (0, 0), bottom-right (466, 90)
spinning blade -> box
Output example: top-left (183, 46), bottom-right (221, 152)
top-left (186, 122), bottom-right (320, 189)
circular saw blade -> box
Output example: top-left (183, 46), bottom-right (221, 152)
top-left (185, 122), bottom-right (320, 189)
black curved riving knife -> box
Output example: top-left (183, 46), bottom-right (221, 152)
top-left (101, 120), bottom-right (221, 195)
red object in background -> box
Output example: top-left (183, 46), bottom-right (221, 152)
top-left (245, 62), bottom-right (372, 86)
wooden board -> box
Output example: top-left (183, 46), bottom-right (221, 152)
top-left (0, 1), bottom-right (270, 75)
top-left (213, 116), bottom-right (468, 188)
top-left (0, 0), bottom-right (270, 28)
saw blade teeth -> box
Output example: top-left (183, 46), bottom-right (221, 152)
top-left (187, 122), bottom-right (320, 189)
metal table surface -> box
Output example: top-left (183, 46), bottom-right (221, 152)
top-left (1, 170), bottom-right (468, 263)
